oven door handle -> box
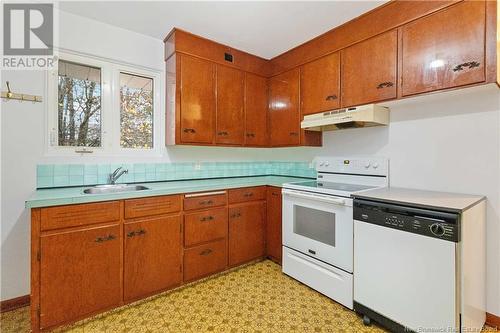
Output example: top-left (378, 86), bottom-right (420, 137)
top-left (282, 189), bottom-right (349, 206)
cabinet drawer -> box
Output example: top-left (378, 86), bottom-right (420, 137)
top-left (40, 201), bottom-right (120, 231)
top-left (183, 239), bottom-right (227, 282)
top-left (124, 195), bottom-right (181, 219)
top-left (228, 186), bottom-right (266, 204)
top-left (184, 208), bottom-right (228, 247)
top-left (183, 191), bottom-right (227, 211)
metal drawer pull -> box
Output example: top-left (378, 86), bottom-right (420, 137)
top-left (376, 82), bottom-right (394, 89)
top-left (289, 132), bottom-right (299, 136)
top-left (199, 200), bottom-right (214, 205)
top-left (200, 216), bottom-right (214, 222)
top-left (127, 229), bottom-right (146, 238)
top-left (200, 249), bottom-right (213, 256)
top-left (325, 95), bottom-right (338, 101)
top-left (243, 192), bottom-right (253, 197)
top-left (246, 133), bottom-right (255, 137)
top-left (452, 61), bottom-right (480, 72)
top-left (230, 212), bottom-right (241, 218)
top-left (217, 131), bottom-right (229, 136)
top-left (183, 128), bottom-right (196, 133)
top-left (185, 191), bottom-right (226, 198)
top-left (136, 229), bottom-right (146, 236)
top-left (95, 234), bottom-right (116, 243)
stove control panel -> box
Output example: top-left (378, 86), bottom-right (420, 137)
top-left (315, 157), bottom-right (388, 176)
top-left (354, 199), bottom-right (460, 242)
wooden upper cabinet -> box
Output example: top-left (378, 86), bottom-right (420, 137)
top-left (244, 73), bottom-right (268, 146)
top-left (216, 65), bottom-right (245, 145)
top-left (40, 224), bottom-right (121, 329)
top-left (180, 54), bottom-right (215, 144)
top-left (301, 52), bottom-right (341, 115)
top-left (401, 1), bottom-right (486, 96)
top-left (124, 215), bottom-right (182, 302)
top-left (269, 68), bottom-right (301, 146)
top-left (342, 30), bottom-right (398, 107)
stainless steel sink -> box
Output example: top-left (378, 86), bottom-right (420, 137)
top-left (83, 184), bottom-right (149, 194)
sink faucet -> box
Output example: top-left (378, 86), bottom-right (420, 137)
top-left (109, 167), bottom-right (128, 184)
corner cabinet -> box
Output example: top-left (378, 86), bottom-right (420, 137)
top-left (164, 28), bottom-right (321, 148)
top-left (401, 1), bottom-right (487, 96)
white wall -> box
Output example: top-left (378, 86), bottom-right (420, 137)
top-left (1, 9), bottom-right (499, 318)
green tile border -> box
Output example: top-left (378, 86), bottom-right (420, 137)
top-left (36, 161), bottom-right (315, 189)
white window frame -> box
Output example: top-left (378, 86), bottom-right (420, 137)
top-left (46, 50), bottom-right (163, 157)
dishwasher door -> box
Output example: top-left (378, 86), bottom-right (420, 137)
top-left (354, 220), bottom-right (457, 332)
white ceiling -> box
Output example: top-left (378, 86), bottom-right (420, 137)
top-left (58, 1), bottom-right (386, 59)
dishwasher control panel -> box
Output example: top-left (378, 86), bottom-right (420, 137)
top-left (354, 199), bottom-right (460, 242)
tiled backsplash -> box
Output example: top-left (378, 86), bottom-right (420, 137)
top-left (36, 161), bottom-right (315, 189)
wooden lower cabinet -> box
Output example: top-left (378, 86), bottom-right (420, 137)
top-left (39, 224), bottom-right (121, 329)
top-left (183, 239), bottom-right (227, 282)
top-left (266, 186), bottom-right (282, 263)
top-left (124, 215), bottom-right (182, 301)
top-left (228, 201), bottom-right (266, 266)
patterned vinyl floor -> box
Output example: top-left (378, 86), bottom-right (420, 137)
top-left (0, 260), bottom-right (496, 333)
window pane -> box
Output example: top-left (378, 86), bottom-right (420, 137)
top-left (58, 60), bottom-right (102, 147)
top-left (120, 73), bottom-right (153, 149)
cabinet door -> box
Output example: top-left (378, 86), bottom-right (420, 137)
top-left (40, 224), bottom-right (121, 329)
top-left (342, 30), bottom-right (398, 107)
top-left (266, 187), bottom-right (282, 263)
top-left (269, 68), bottom-right (300, 146)
top-left (228, 202), bottom-right (266, 266)
top-left (301, 52), bottom-right (340, 115)
top-left (401, 1), bottom-right (486, 96)
top-left (180, 54), bottom-right (215, 144)
top-left (124, 215), bottom-right (182, 301)
top-left (216, 65), bottom-right (244, 145)
top-left (244, 73), bottom-right (268, 146)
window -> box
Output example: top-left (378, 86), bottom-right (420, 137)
top-left (120, 73), bottom-right (153, 149)
top-left (58, 60), bottom-right (102, 147)
top-left (47, 52), bottom-right (162, 156)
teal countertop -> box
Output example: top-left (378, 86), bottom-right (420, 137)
top-left (26, 176), bottom-right (310, 208)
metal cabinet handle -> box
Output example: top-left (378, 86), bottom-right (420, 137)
top-left (199, 200), bottom-right (214, 205)
top-left (246, 133), bottom-right (255, 137)
top-left (126, 229), bottom-right (146, 238)
top-left (200, 249), bottom-right (213, 256)
top-left (271, 192), bottom-right (279, 196)
top-left (289, 132), bottom-right (299, 136)
top-left (217, 131), bottom-right (229, 136)
top-left (127, 231), bottom-right (136, 238)
top-left (183, 128), bottom-right (196, 133)
top-left (230, 212), bottom-right (242, 218)
top-left (200, 216), bottom-right (214, 222)
top-left (325, 95), bottom-right (338, 101)
top-left (452, 61), bottom-right (480, 72)
top-left (376, 82), bottom-right (394, 89)
top-left (95, 234), bottom-right (116, 243)
top-left (136, 229), bottom-right (146, 236)
top-left (244, 192), bottom-right (253, 197)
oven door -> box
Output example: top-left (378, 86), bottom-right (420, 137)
top-left (282, 189), bottom-right (353, 273)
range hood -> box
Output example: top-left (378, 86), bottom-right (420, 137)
top-left (301, 104), bottom-right (389, 131)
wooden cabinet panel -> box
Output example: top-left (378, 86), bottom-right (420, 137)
top-left (183, 239), bottom-right (227, 282)
top-left (180, 54), bottom-right (215, 144)
top-left (301, 52), bottom-right (340, 115)
top-left (269, 68), bottom-right (301, 146)
top-left (40, 224), bottom-right (121, 329)
top-left (124, 215), bottom-right (182, 301)
top-left (228, 202), bottom-right (266, 266)
top-left (228, 186), bottom-right (266, 204)
top-left (266, 187), bottom-right (282, 264)
top-left (183, 192), bottom-right (227, 211)
top-left (184, 208), bottom-right (228, 247)
top-left (216, 65), bottom-right (245, 145)
top-left (124, 195), bottom-right (181, 219)
top-left (244, 73), bottom-right (268, 146)
top-left (342, 30), bottom-right (398, 107)
top-left (40, 201), bottom-right (120, 231)
top-left (401, 1), bottom-right (486, 96)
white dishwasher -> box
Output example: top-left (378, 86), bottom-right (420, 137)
top-left (353, 194), bottom-right (486, 333)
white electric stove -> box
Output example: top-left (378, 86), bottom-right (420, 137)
top-left (281, 157), bottom-right (388, 309)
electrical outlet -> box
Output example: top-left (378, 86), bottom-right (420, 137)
top-left (194, 162), bottom-right (202, 170)
top-left (309, 162), bottom-right (314, 169)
